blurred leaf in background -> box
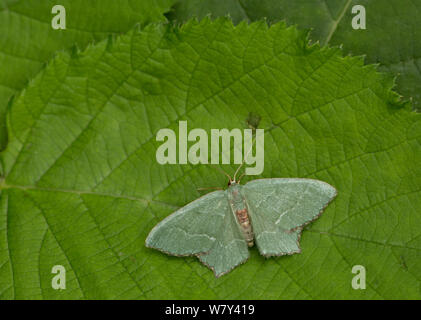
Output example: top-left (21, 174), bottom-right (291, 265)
top-left (169, 0), bottom-right (421, 113)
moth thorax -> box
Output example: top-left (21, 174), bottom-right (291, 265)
top-left (235, 208), bottom-right (254, 247)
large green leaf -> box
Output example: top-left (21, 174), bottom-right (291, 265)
top-left (0, 0), bottom-right (174, 150)
top-left (169, 0), bottom-right (421, 112)
top-left (1, 18), bottom-right (420, 299)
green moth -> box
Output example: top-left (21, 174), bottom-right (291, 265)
top-left (146, 177), bottom-right (337, 277)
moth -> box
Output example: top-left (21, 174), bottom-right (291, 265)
top-left (146, 172), bottom-right (337, 277)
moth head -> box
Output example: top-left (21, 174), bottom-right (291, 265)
top-left (212, 165), bottom-right (244, 187)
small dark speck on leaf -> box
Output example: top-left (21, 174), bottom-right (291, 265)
top-left (400, 255), bottom-right (408, 270)
top-left (246, 112), bottom-right (261, 133)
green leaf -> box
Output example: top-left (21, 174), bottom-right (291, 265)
top-left (168, 0), bottom-right (421, 111)
top-left (0, 0), bottom-right (174, 150)
top-left (1, 18), bottom-right (420, 299)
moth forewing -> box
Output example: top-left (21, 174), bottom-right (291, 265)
top-left (144, 190), bottom-right (228, 256)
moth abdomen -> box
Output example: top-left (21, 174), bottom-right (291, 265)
top-left (235, 208), bottom-right (254, 247)
top-left (227, 183), bottom-right (255, 247)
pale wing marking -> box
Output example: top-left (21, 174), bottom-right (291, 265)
top-left (275, 184), bottom-right (310, 225)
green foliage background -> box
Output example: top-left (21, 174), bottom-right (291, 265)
top-left (0, 0), bottom-right (174, 149)
top-left (0, 0), bottom-right (420, 299)
top-left (169, 0), bottom-right (421, 112)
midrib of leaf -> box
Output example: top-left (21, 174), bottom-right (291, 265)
top-left (237, 0), bottom-right (251, 20)
top-left (0, 181), bottom-right (178, 210)
top-left (323, 0), bottom-right (352, 46)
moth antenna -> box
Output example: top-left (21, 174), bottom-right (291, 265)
top-left (197, 187), bottom-right (223, 191)
top-left (211, 164), bottom-right (232, 183)
top-left (233, 136), bottom-right (256, 182)
top-left (237, 172), bottom-right (246, 184)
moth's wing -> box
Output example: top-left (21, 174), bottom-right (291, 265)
top-left (145, 191), bottom-right (229, 256)
top-left (197, 200), bottom-right (249, 277)
top-left (242, 178), bottom-right (337, 256)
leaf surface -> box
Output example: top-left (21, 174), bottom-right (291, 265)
top-left (0, 0), bottom-right (174, 149)
top-left (1, 19), bottom-right (420, 299)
